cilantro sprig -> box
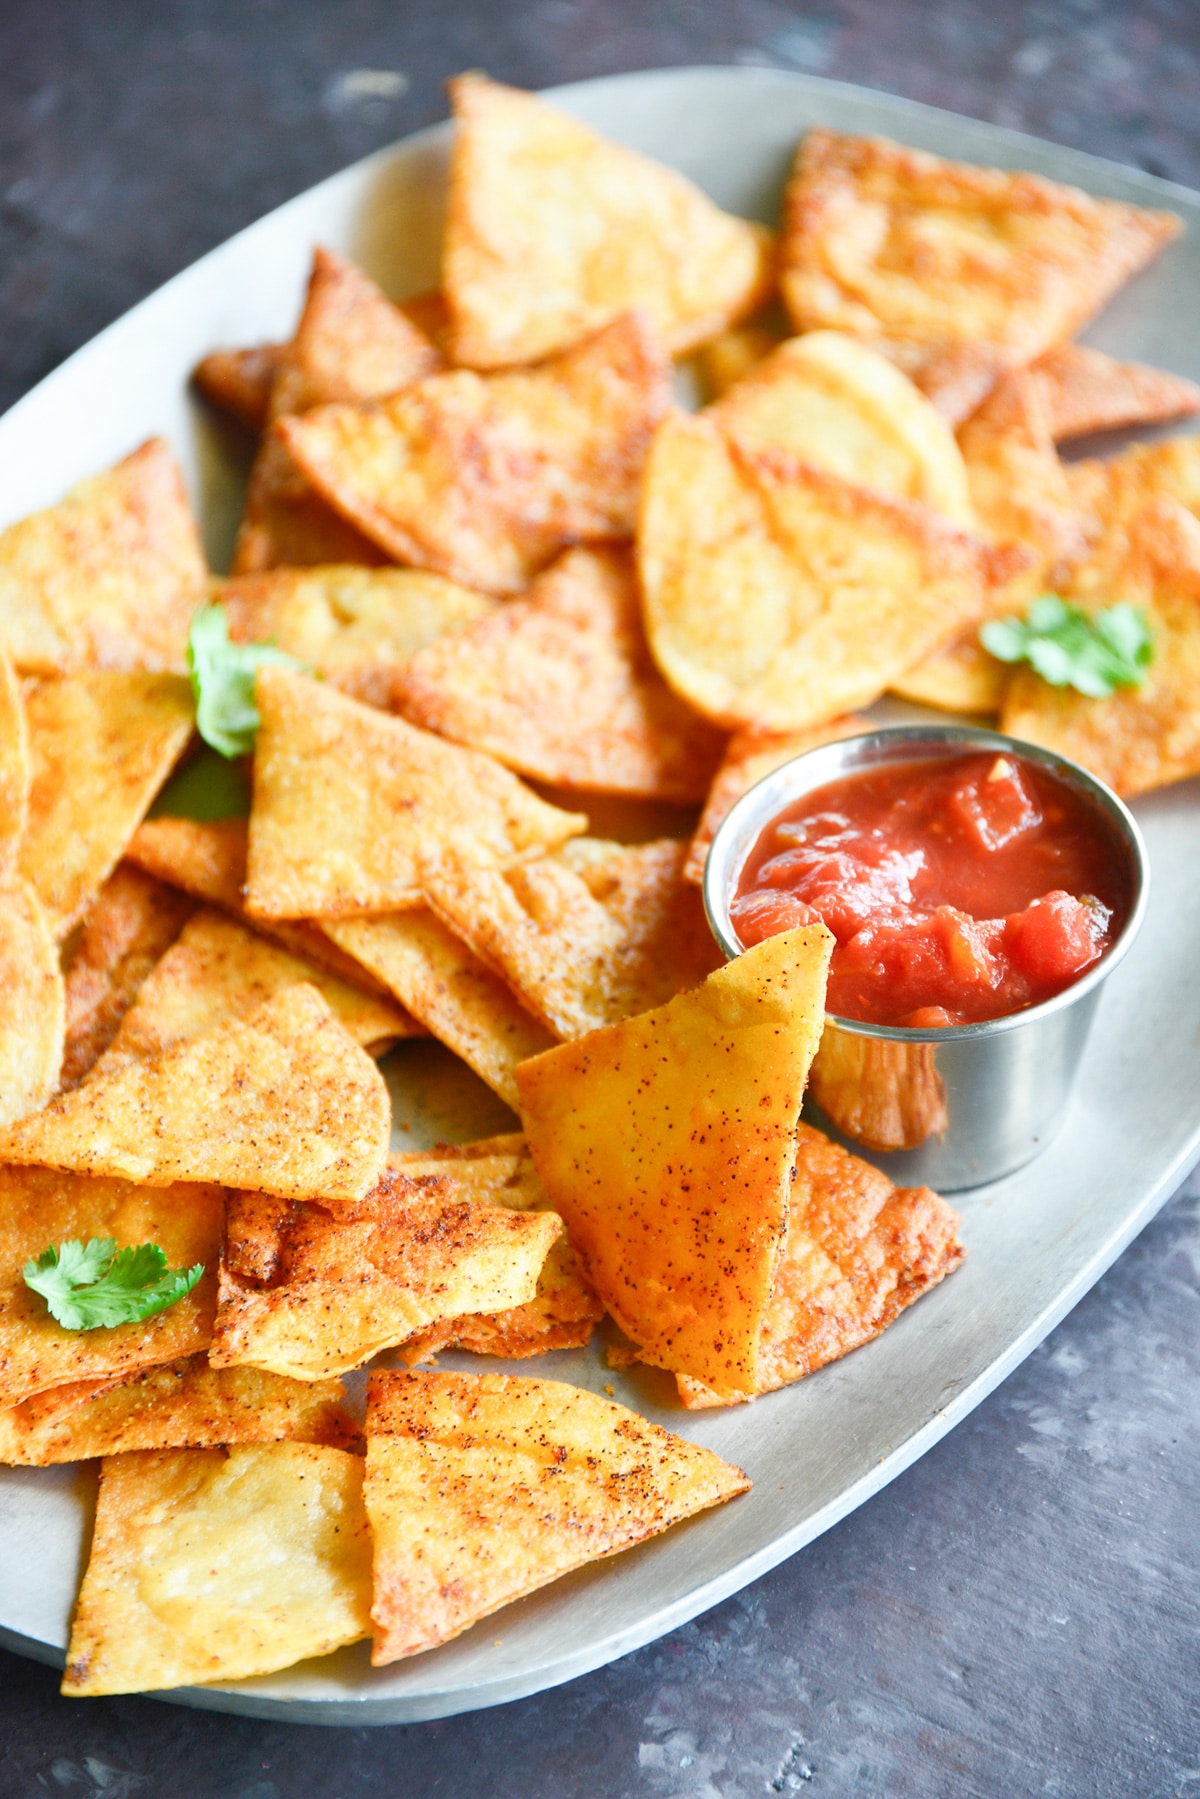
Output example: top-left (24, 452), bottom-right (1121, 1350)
top-left (23, 1239), bottom-right (205, 1332)
top-left (187, 603), bottom-right (305, 758)
top-left (981, 595), bottom-right (1154, 700)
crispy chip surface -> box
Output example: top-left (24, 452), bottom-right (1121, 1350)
top-left (956, 369), bottom-right (1096, 572)
top-left (364, 1370), bottom-right (750, 1663)
top-left (62, 1443), bottom-right (372, 1695)
top-left (516, 926), bottom-right (833, 1395)
top-left (988, 342), bottom-right (1200, 443)
top-left (231, 430), bottom-right (391, 575)
top-left (808, 1029), bottom-right (949, 1154)
top-left (0, 881), bottom-right (65, 1124)
top-left (692, 315), bottom-right (789, 402)
top-left (193, 342), bottom-right (284, 432)
top-left (1064, 434), bottom-right (1200, 557)
top-left (0, 651), bottom-right (29, 875)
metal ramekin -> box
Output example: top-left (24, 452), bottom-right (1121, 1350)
top-left (703, 725), bottom-right (1149, 1191)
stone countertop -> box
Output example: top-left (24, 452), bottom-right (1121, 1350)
top-left (1, 4), bottom-right (1198, 1794)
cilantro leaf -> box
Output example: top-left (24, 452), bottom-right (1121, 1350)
top-left (23, 1239), bottom-right (205, 1331)
top-left (187, 604), bottom-right (306, 759)
top-left (980, 595), bottom-right (1154, 699)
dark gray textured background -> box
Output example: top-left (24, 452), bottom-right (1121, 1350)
top-left (1, 4), bottom-right (1199, 1794)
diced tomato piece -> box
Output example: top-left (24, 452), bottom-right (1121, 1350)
top-left (1005, 890), bottom-right (1104, 986)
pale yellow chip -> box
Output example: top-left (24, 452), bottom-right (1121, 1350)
top-left (0, 983), bottom-right (390, 1203)
top-left (888, 632), bottom-right (1009, 717)
top-left (211, 1169), bottom-right (561, 1380)
top-left (988, 342), bottom-right (1200, 443)
top-left (364, 1370), bottom-right (750, 1664)
top-left (516, 925), bottom-right (833, 1396)
top-left (444, 73), bottom-right (773, 368)
top-left (246, 668), bottom-right (587, 919)
top-left (18, 672), bottom-right (194, 938)
top-left (278, 312), bottom-right (672, 596)
top-left (0, 880), bottom-right (65, 1124)
top-left (394, 546), bottom-right (723, 801)
top-left (0, 1166), bottom-right (222, 1407)
top-left (692, 314), bottom-right (789, 402)
top-left (0, 439), bottom-right (207, 675)
top-left (62, 1442), bottom-right (372, 1695)
top-left (0, 650), bottom-right (29, 876)
top-left (193, 341), bottom-right (284, 432)
top-left (0, 1354), bottom-right (355, 1466)
top-left (638, 411), bottom-right (1027, 731)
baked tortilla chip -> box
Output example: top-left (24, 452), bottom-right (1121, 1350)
top-left (1064, 434), bottom-right (1200, 555)
top-left (0, 438), bottom-right (207, 675)
top-left (193, 342), bottom-right (284, 432)
top-left (693, 314), bottom-right (789, 402)
top-left (0, 983), bottom-right (390, 1202)
top-left (62, 1443), bottom-right (372, 1696)
top-left (986, 342), bottom-right (1200, 443)
top-left (0, 881), bottom-right (65, 1124)
top-left (638, 412), bottom-right (1026, 731)
top-left (0, 1165), bottom-right (222, 1407)
top-left (18, 672), bottom-right (194, 938)
top-left (211, 1169), bottom-right (560, 1380)
top-left (278, 312), bottom-right (672, 596)
top-left (394, 546), bottom-right (723, 801)
top-left (808, 1030), bottom-right (949, 1154)
top-left (246, 669), bottom-right (586, 919)
top-left (0, 650), bottom-right (29, 875)
top-left (444, 73), bottom-right (773, 368)
top-left (0, 1355), bottom-right (355, 1465)
top-left (516, 925), bottom-right (833, 1396)
top-left (231, 430), bottom-right (391, 574)
top-left (677, 1123), bottom-right (964, 1407)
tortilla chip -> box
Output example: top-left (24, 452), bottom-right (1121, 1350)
top-left (211, 1168), bottom-right (561, 1380)
top-left (516, 925), bottom-right (833, 1396)
top-left (18, 672), bottom-right (194, 938)
top-left (278, 312), bottom-right (672, 596)
top-left (677, 1123), bottom-right (964, 1407)
top-left (0, 1165), bottom-right (222, 1407)
top-left (709, 330), bottom-right (974, 524)
top-left (61, 864), bottom-right (195, 1089)
top-left (684, 715), bottom-right (870, 885)
top-left (0, 1355), bottom-right (355, 1466)
top-left (0, 881), bottom-right (65, 1124)
top-left (62, 1442), bottom-right (372, 1695)
top-left (0, 651), bottom-right (29, 875)
top-left (193, 342), bottom-right (284, 432)
top-left (638, 412), bottom-right (1027, 731)
top-left (957, 368), bottom-right (1096, 572)
top-left (320, 911), bottom-right (555, 1111)
top-left (394, 546), bottom-right (724, 801)
top-left (692, 315), bottom-right (789, 402)
top-left (988, 342), bottom-right (1200, 443)
top-left (1064, 434), bottom-right (1200, 556)
top-left (888, 632), bottom-right (1009, 716)
top-left (808, 1029), bottom-right (949, 1153)
top-left (444, 73), bottom-right (773, 368)
top-left (246, 669), bottom-right (587, 919)
top-left (0, 438), bottom-right (208, 675)
top-left (231, 431), bottom-right (391, 574)
top-left (779, 128), bottom-right (1181, 408)
top-left (0, 983), bottom-right (390, 1202)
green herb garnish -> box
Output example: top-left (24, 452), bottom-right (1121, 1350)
top-left (187, 603), bottom-right (305, 758)
top-left (981, 595), bottom-right (1154, 699)
top-left (23, 1239), bottom-right (205, 1331)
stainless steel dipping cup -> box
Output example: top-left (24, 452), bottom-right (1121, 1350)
top-left (703, 725), bottom-right (1149, 1192)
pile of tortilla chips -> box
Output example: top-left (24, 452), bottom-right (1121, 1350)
top-left (3, 72), bottom-right (1198, 1696)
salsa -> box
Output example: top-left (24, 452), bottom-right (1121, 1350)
top-left (730, 751), bottom-right (1128, 1028)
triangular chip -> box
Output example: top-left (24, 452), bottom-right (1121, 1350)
top-left (0, 983), bottom-right (390, 1202)
top-left (0, 1355), bottom-right (355, 1466)
top-left (677, 1123), bottom-right (963, 1407)
top-left (365, 1369), bottom-right (749, 1663)
top-left (62, 1443), bottom-right (372, 1695)
top-left (0, 1165), bottom-right (222, 1407)
top-left (0, 438), bottom-right (208, 674)
top-left (0, 881), bottom-right (65, 1124)
top-left (278, 311), bottom-right (672, 595)
top-left (0, 650), bottom-right (29, 875)
top-left (516, 925), bottom-right (833, 1395)
top-left (18, 672), bottom-right (194, 938)
top-left (394, 546), bottom-right (723, 801)
top-left (231, 430), bottom-right (391, 574)
top-left (246, 669), bottom-right (587, 919)
top-left (211, 1168), bottom-right (561, 1380)
top-left (1065, 434), bottom-right (1200, 554)
top-left (693, 314), bottom-right (789, 402)
top-left (638, 411), bottom-right (1027, 731)
top-left (986, 342), bottom-right (1200, 443)
top-left (444, 73), bottom-right (773, 367)
top-left (193, 341), bottom-right (284, 432)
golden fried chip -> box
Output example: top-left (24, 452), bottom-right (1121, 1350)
top-left (0, 439), bottom-right (207, 674)
top-left (988, 342), bottom-right (1200, 443)
top-left (444, 73), bottom-right (773, 368)
top-left (246, 669), bottom-right (587, 919)
top-left (779, 128), bottom-right (1181, 415)
top-left (638, 412), bottom-right (1026, 731)
top-left (0, 650), bottom-right (29, 875)
top-left (278, 312), bottom-right (672, 595)
top-left (0, 1166), bottom-right (222, 1407)
top-left (709, 330), bottom-right (973, 524)
top-left (676, 1123), bottom-right (964, 1407)
top-left (365, 1369), bottom-right (748, 1662)
top-left (888, 632), bottom-right (1009, 716)
top-left (1064, 434), bottom-right (1200, 555)
top-left (0, 983), bottom-right (390, 1202)
top-left (62, 1443), bottom-right (372, 1696)
top-left (231, 430), bottom-right (391, 574)
top-left (18, 672), bottom-right (194, 938)
top-left (0, 1355), bottom-right (355, 1466)
top-left (211, 1169), bottom-right (560, 1380)
top-left (516, 925), bottom-right (832, 1396)
top-left (692, 314), bottom-right (789, 402)
top-left (394, 546), bottom-right (723, 801)
top-left (0, 881), bottom-right (64, 1124)
top-left (808, 1031), bottom-right (948, 1154)
top-left (193, 342), bottom-right (284, 432)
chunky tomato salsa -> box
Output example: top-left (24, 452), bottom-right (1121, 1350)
top-left (731, 751), bottom-right (1128, 1028)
